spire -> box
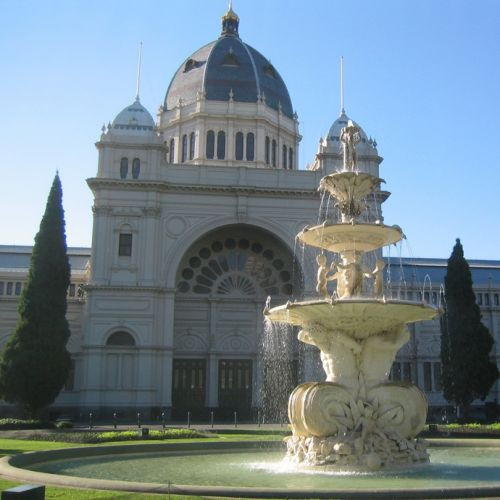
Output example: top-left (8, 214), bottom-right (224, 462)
top-left (221, 0), bottom-right (239, 37)
top-left (340, 56), bottom-right (345, 116)
top-left (135, 41), bottom-right (143, 102)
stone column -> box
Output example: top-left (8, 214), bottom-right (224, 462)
top-left (159, 290), bottom-right (176, 413)
top-left (207, 299), bottom-right (219, 408)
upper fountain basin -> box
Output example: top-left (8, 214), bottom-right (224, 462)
top-left (298, 222), bottom-right (403, 254)
top-left (265, 298), bottom-right (439, 339)
top-left (319, 171), bottom-right (385, 203)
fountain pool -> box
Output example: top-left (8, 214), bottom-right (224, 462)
top-left (1, 440), bottom-right (500, 498)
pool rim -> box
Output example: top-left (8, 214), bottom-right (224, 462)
top-left (1, 438), bottom-right (500, 498)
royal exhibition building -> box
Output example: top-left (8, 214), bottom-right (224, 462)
top-left (0, 6), bottom-right (499, 422)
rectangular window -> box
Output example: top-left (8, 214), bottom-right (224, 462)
top-left (69, 284), bottom-right (76, 297)
top-left (433, 362), bottom-right (442, 392)
top-left (0, 282), bottom-right (4, 295)
top-left (118, 233), bottom-right (132, 257)
top-left (423, 362), bottom-right (433, 391)
top-left (485, 294), bottom-right (490, 306)
top-left (495, 294), bottom-right (499, 306)
top-left (391, 362), bottom-right (401, 381)
top-left (14, 282), bottom-right (22, 295)
top-left (6, 282), bottom-right (13, 295)
top-left (477, 293), bottom-right (483, 305)
top-left (403, 362), bottom-right (412, 382)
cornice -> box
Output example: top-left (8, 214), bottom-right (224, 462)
top-left (84, 284), bottom-right (174, 293)
top-left (95, 141), bottom-right (165, 152)
top-left (86, 177), bottom-right (320, 199)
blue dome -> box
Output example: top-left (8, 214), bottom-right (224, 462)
top-left (164, 10), bottom-right (294, 118)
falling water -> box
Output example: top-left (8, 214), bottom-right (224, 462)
top-left (260, 317), bottom-right (295, 424)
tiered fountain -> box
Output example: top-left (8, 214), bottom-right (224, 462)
top-left (265, 120), bottom-right (439, 471)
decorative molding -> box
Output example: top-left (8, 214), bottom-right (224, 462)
top-left (87, 178), bottom-right (320, 199)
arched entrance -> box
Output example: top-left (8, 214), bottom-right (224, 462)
top-left (172, 225), bottom-right (302, 420)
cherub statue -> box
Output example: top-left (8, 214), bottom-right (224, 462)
top-left (316, 254), bottom-right (338, 298)
top-left (335, 256), bottom-right (371, 298)
top-left (372, 259), bottom-right (386, 298)
top-left (340, 120), bottom-right (361, 171)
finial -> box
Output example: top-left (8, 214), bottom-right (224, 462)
top-left (340, 56), bottom-right (345, 116)
top-left (135, 42), bottom-right (143, 102)
top-left (229, 88), bottom-right (234, 100)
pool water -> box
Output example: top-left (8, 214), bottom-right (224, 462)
top-left (28, 446), bottom-right (500, 490)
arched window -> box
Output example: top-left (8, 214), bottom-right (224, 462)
top-left (246, 133), bottom-right (254, 161)
top-left (189, 132), bottom-right (195, 160)
top-left (282, 145), bottom-right (287, 169)
top-left (235, 132), bottom-right (244, 160)
top-left (181, 134), bottom-right (188, 162)
top-left (120, 158), bottom-right (128, 179)
top-left (206, 130), bottom-right (215, 159)
top-left (132, 158), bottom-right (140, 179)
top-left (217, 131), bottom-right (226, 160)
top-left (265, 136), bottom-right (270, 165)
top-left (106, 331), bottom-right (136, 346)
top-left (289, 147), bottom-right (294, 169)
top-left (169, 138), bottom-right (175, 163)
top-left (272, 139), bottom-right (277, 167)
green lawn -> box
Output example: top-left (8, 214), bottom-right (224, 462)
top-left (0, 434), bottom-right (284, 499)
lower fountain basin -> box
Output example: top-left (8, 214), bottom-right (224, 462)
top-left (266, 298), bottom-right (439, 339)
top-left (2, 440), bottom-right (500, 498)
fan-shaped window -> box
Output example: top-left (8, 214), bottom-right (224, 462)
top-left (189, 132), bottom-right (195, 160)
top-left (120, 158), bottom-right (128, 179)
top-left (282, 145), bottom-right (287, 169)
top-left (217, 131), bottom-right (226, 160)
top-left (181, 134), bottom-right (188, 162)
top-left (272, 139), bottom-right (277, 167)
top-left (206, 130), bottom-right (215, 159)
top-left (289, 147), bottom-right (294, 170)
top-left (132, 158), bottom-right (140, 179)
top-left (222, 52), bottom-right (239, 66)
top-left (169, 138), bottom-right (175, 163)
top-left (177, 231), bottom-right (300, 298)
top-left (263, 63), bottom-right (277, 79)
top-left (235, 132), bottom-right (244, 160)
top-left (246, 133), bottom-right (254, 161)
top-left (265, 136), bottom-right (270, 165)
top-left (106, 331), bottom-right (136, 346)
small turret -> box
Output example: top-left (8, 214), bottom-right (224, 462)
top-left (221, 1), bottom-right (239, 37)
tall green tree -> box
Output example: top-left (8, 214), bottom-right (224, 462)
top-left (0, 174), bottom-right (71, 417)
top-left (440, 239), bottom-right (498, 416)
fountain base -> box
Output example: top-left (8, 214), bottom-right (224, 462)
top-left (285, 433), bottom-right (429, 471)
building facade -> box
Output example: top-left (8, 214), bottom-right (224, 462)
top-left (0, 6), bottom-right (498, 420)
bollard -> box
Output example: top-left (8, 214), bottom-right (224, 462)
top-left (138, 427), bottom-right (149, 438)
top-left (161, 411), bottom-right (166, 429)
top-left (89, 412), bottom-right (93, 429)
top-left (234, 411), bottom-right (237, 428)
top-left (113, 412), bottom-right (117, 430)
top-left (210, 411), bottom-right (214, 428)
top-left (257, 410), bottom-right (261, 428)
top-left (187, 411), bottom-right (191, 428)
top-left (137, 412), bottom-right (141, 428)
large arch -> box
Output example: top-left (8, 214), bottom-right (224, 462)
top-left (169, 223), bottom-right (303, 420)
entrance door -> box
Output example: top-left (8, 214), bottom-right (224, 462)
top-left (218, 359), bottom-right (252, 420)
top-left (172, 359), bottom-right (206, 420)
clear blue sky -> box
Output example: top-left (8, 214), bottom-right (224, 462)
top-left (1, 0), bottom-right (499, 260)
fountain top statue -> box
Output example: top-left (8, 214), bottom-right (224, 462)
top-left (264, 120), bottom-right (439, 471)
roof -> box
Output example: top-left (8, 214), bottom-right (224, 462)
top-left (385, 256), bottom-right (500, 288)
top-left (111, 98), bottom-right (156, 136)
top-left (164, 12), bottom-right (294, 118)
top-left (326, 111), bottom-right (378, 155)
top-left (0, 245), bottom-right (90, 273)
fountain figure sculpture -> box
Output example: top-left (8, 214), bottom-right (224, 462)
top-left (265, 122), bottom-right (439, 470)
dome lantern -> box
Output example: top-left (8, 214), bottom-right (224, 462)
top-left (221, 1), bottom-right (239, 37)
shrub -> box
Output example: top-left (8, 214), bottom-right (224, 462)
top-left (55, 421), bottom-right (73, 429)
top-left (0, 418), bottom-right (53, 430)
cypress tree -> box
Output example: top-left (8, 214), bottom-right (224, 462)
top-left (0, 174), bottom-right (71, 418)
top-left (440, 239), bottom-right (498, 417)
